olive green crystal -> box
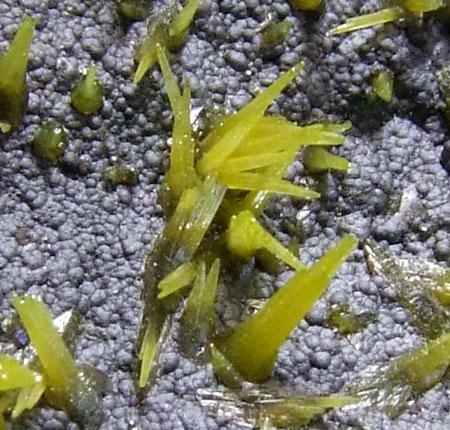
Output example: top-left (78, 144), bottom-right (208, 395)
top-left (117, 0), bottom-right (150, 21)
top-left (289, 0), bottom-right (323, 11)
top-left (71, 65), bottom-right (103, 115)
top-left (373, 69), bottom-right (394, 103)
top-left (260, 20), bottom-right (292, 49)
top-left (328, 303), bottom-right (376, 335)
top-left (103, 162), bottom-right (139, 188)
top-left (31, 122), bottom-right (67, 166)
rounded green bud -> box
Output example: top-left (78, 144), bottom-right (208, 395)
top-left (103, 162), bottom-right (139, 188)
top-left (31, 122), bottom-right (67, 165)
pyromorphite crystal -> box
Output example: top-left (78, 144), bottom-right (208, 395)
top-left (330, 1), bottom-right (445, 36)
top-left (215, 235), bottom-right (358, 382)
top-left (255, 395), bottom-right (356, 428)
top-left (156, 45), bottom-right (196, 210)
top-left (0, 355), bottom-right (42, 391)
top-left (197, 388), bottom-right (357, 428)
top-left (328, 303), bottom-right (376, 335)
top-left (11, 379), bottom-right (46, 419)
top-left (117, 0), bottom-right (149, 21)
top-left (260, 20), bottom-right (292, 49)
top-left (289, 0), bottom-right (323, 11)
top-left (0, 16), bottom-right (35, 133)
top-left (139, 177), bottom-right (226, 388)
top-left (103, 162), bottom-right (139, 188)
top-left (12, 295), bottom-right (103, 427)
top-left (13, 295), bottom-right (80, 401)
top-left (179, 259), bottom-right (221, 359)
top-left (303, 147), bottom-right (351, 173)
top-left (197, 62), bottom-right (305, 176)
top-left (0, 355), bottom-right (45, 426)
top-left (349, 330), bottom-right (450, 415)
top-left (329, 7), bottom-right (403, 35)
top-left (221, 172), bottom-right (321, 199)
top-left (226, 210), bottom-right (304, 271)
top-left (168, 0), bottom-right (201, 48)
top-left (373, 69), bottom-right (394, 103)
top-left (397, 331), bottom-right (450, 392)
top-left (210, 345), bottom-right (243, 389)
top-left (404, 0), bottom-right (444, 13)
top-left (31, 122), bottom-right (67, 165)
top-left (133, 0), bottom-right (201, 83)
top-left (71, 65), bottom-right (103, 115)
top-left (157, 261), bottom-right (198, 299)
top-left (137, 54), bottom-right (353, 391)
top-left (364, 240), bottom-right (450, 339)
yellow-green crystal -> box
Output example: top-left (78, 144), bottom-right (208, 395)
top-left (215, 235), bottom-right (358, 382)
top-left (289, 0), bottom-right (323, 11)
top-left (134, 19), bottom-right (167, 84)
top-left (198, 389), bottom-right (357, 428)
top-left (0, 355), bottom-right (41, 391)
top-left (179, 259), bottom-right (220, 358)
top-left (226, 210), bottom-right (304, 271)
top-left (12, 380), bottom-right (46, 419)
top-left (364, 240), bottom-right (450, 339)
top-left (137, 53), bottom-right (352, 393)
top-left (211, 346), bottom-right (243, 389)
top-left (221, 151), bottom-right (296, 175)
top-left (139, 177), bottom-right (226, 387)
top-left (12, 295), bottom-right (102, 426)
top-left (117, 0), bottom-right (150, 21)
top-left (303, 147), bottom-right (350, 173)
top-left (157, 45), bottom-right (196, 209)
top-left (329, 7), bottom-right (403, 36)
top-left (157, 261), bottom-right (198, 299)
top-left (403, 0), bottom-right (444, 13)
top-left (373, 69), bottom-right (394, 103)
top-left (221, 172), bottom-right (321, 199)
top-left (330, 0), bottom-right (445, 36)
top-left (0, 16), bottom-right (35, 133)
top-left (255, 395), bottom-right (357, 428)
top-left (71, 65), bottom-right (103, 115)
top-left (197, 62), bottom-right (304, 176)
top-left (395, 331), bottom-right (450, 392)
top-left (13, 295), bottom-right (80, 399)
top-left (169, 0), bottom-right (201, 49)
top-left (133, 0), bottom-right (201, 83)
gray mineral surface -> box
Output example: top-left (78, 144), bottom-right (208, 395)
top-left (1, 0), bottom-right (450, 429)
